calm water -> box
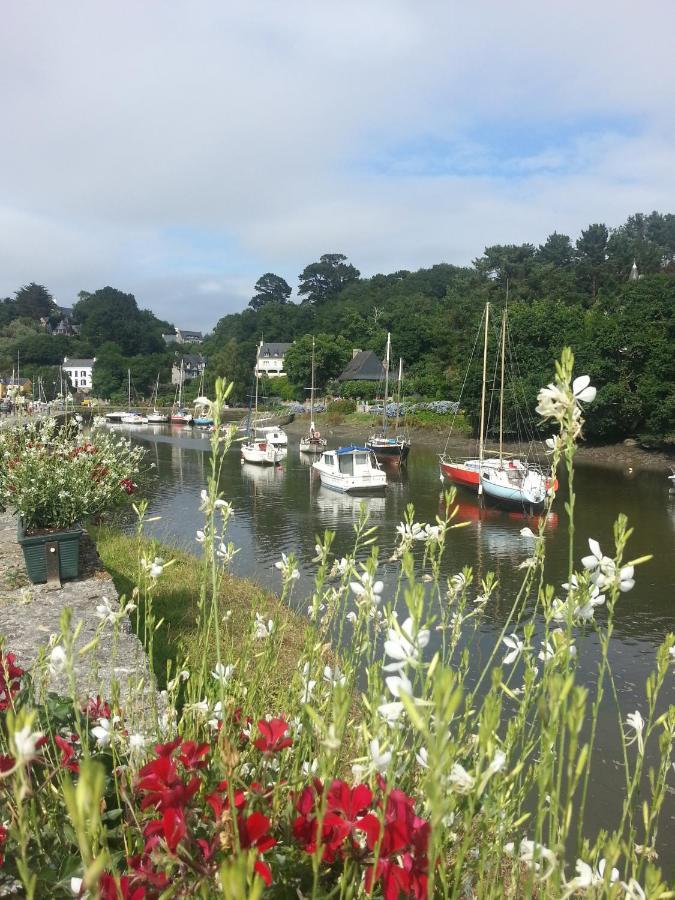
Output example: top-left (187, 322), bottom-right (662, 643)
top-left (114, 424), bottom-right (675, 869)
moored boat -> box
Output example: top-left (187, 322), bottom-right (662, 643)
top-left (299, 337), bottom-right (328, 455)
top-left (121, 412), bottom-right (148, 425)
top-left (241, 345), bottom-right (284, 466)
top-left (312, 445), bottom-right (387, 493)
top-left (366, 336), bottom-right (411, 466)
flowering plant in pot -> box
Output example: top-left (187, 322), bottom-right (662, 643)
top-left (0, 418), bottom-right (146, 583)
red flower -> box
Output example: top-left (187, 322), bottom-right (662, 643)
top-left (253, 718), bottom-right (292, 754)
top-left (0, 824), bottom-right (7, 867)
top-left (135, 754), bottom-right (199, 812)
top-left (293, 779), bottom-right (379, 864)
top-left (0, 755), bottom-right (15, 773)
top-left (0, 652), bottom-right (24, 711)
top-left (98, 873), bottom-right (145, 900)
top-left (205, 779), bottom-right (246, 819)
top-left (127, 855), bottom-right (169, 890)
top-left (237, 811), bottom-right (277, 885)
top-left (83, 696), bottom-right (112, 720)
top-left (178, 740), bottom-right (210, 770)
top-left (143, 807), bottom-right (187, 854)
top-left (121, 478), bottom-right (137, 495)
top-left (54, 735), bottom-right (79, 773)
top-left (154, 736), bottom-right (182, 757)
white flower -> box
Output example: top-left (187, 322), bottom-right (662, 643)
top-left (195, 529), bottom-right (206, 543)
top-left (346, 611), bottom-right (357, 624)
top-left (618, 565), bottom-right (635, 592)
top-left (625, 710), bottom-right (645, 754)
top-left (48, 645), bottom-right (67, 675)
top-left (520, 527), bottom-right (537, 539)
top-left (253, 613), bottom-right (274, 640)
top-left (447, 763), bottom-right (475, 794)
top-left (12, 724), bottom-right (43, 763)
top-left (383, 616), bottom-right (430, 672)
top-left (502, 634), bottom-right (524, 665)
top-left (323, 665), bottom-right (346, 687)
top-left (91, 718), bottom-right (112, 748)
top-left (211, 662), bottom-right (234, 685)
top-left (572, 375), bottom-right (597, 404)
top-left (517, 839), bottom-right (557, 880)
top-left (536, 382), bottom-right (568, 420)
top-left (447, 572), bottom-right (468, 600)
top-left (369, 738), bottom-right (392, 773)
top-left (350, 571), bottom-right (384, 606)
top-left (377, 700), bottom-right (405, 726)
top-left (187, 699), bottom-right (209, 715)
top-left (149, 558), bottom-right (164, 578)
top-left (486, 749), bottom-right (506, 777)
top-left (274, 552), bottom-right (300, 582)
top-left (299, 663), bottom-right (317, 702)
top-left (669, 646), bottom-right (675, 662)
top-left (95, 596), bottom-right (122, 625)
top-left (301, 758), bottom-right (318, 777)
top-left (128, 733), bottom-right (146, 754)
top-left (385, 673), bottom-right (414, 698)
top-left (415, 747), bottom-right (429, 769)
top-left (70, 876), bottom-right (83, 895)
top-left (538, 641), bottom-right (555, 662)
top-left (621, 878), bottom-right (646, 899)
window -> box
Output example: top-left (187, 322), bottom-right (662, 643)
top-left (81, 371), bottom-right (86, 377)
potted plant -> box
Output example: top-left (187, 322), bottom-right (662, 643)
top-left (0, 418), bottom-right (146, 583)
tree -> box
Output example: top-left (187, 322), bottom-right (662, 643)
top-left (14, 283), bottom-right (54, 319)
top-left (91, 342), bottom-right (126, 398)
top-left (249, 273), bottom-right (292, 310)
top-left (297, 254), bottom-right (360, 304)
top-left (74, 287), bottom-right (165, 356)
top-left (284, 334), bottom-right (352, 392)
top-left (537, 232), bottom-right (574, 268)
top-left (575, 224), bottom-right (608, 297)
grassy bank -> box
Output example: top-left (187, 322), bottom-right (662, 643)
top-left (309, 408), bottom-right (471, 433)
top-left (91, 524), bottom-right (308, 700)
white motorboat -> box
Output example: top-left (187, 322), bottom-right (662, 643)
top-left (121, 412), bottom-right (148, 425)
top-left (312, 446), bottom-right (387, 493)
top-left (299, 337), bottom-right (328, 455)
top-left (105, 411), bottom-right (126, 423)
top-left (241, 438), bottom-right (284, 465)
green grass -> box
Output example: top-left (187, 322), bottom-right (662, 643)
top-left (90, 525), bottom-right (308, 699)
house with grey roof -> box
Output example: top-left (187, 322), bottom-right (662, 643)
top-left (337, 349), bottom-right (385, 382)
top-left (255, 342), bottom-right (292, 378)
top-left (63, 357), bottom-right (96, 392)
top-left (172, 354), bottom-right (207, 385)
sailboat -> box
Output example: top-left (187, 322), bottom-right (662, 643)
top-left (147, 375), bottom-right (168, 423)
top-left (439, 302), bottom-right (555, 512)
top-left (121, 370), bottom-right (148, 424)
top-left (299, 337), bottom-right (327, 454)
top-left (170, 360), bottom-right (194, 424)
top-left (366, 333), bottom-right (411, 464)
top-left (241, 346), bottom-right (284, 465)
top-left (193, 367), bottom-right (214, 427)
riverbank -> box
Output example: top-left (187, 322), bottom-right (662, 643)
top-left (285, 414), bottom-right (675, 473)
top-left (91, 525), bottom-right (308, 698)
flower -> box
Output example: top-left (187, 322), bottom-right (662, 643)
top-left (48, 645), bottom-right (67, 675)
top-left (70, 877), bottom-right (83, 895)
top-left (563, 858), bottom-right (619, 893)
top-left (350, 571), bottom-right (384, 606)
top-left (383, 616), bottom-right (430, 672)
top-left (253, 718), bottom-right (292, 754)
top-left (621, 878), bottom-right (646, 899)
top-left (323, 665), bottom-right (345, 687)
top-left (415, 747), bottom-right (429, 769)
top-left (625, 710), bottom-right (645, 754)
top-left (517, 839), bottom-right (557, 880)
top-left (91, 718), bottom-right (113, 748)
top-left (385, 673), bottom-right (414, 699)
top-left (211, 662), bottom-right (234, 685)
top-left (447, 763), bottom-right (475, 794)
top-left (369, 738), bottom-right (392, 773)
top-left (502, 634), bottom-right (524, 665)
top-left (377, 700), bottom-right (405, 726)
top-left (572, 375), bottom-right (597, 404)
top-left (195, 530), bottom-right (205, 543)
top-left (253, 613), bottom-right (274, 640)
top-left (12, 723), bottom-right (43, 763)
top-left (95, 596), bottom-right (122, 625)
top-left (274, 552), bottom-right (300, 582)
top-left (128, 733), bottom-right (147, 755)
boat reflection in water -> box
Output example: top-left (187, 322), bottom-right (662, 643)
top-left (314, 486), bottom-right (386, 523)
top-left (240, 460), bottom-right (286, 490)
top-left (439, 493), bottom-right (559, 530)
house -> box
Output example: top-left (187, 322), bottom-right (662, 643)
top-left (172, 354), bottom-right (207, 385)
top-left (0, 376), bottom-right (32, 399)
top-left (62, 358), bottom-right (96, 392)
top-left (337, 349), bottom-right (385, 382)
top-left (164, 329), bottom-right (204, 345)
top-left (255, 342), bottom-right (292, 378)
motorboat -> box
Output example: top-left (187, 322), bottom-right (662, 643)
top-left (241, 438), bottom-right (284, 465)
top-left (312, 446), bottom-right (387, 493)
top-left (257, 425), bottom-right (288, 449)
top-left (147, 410), bottom-right (168, 424)
top-left (121, 411), bottom-right (148, 425)
top-left (105, 411), bottom-right (126, 423)
top-left (170, 410), bottom-right (194, 425)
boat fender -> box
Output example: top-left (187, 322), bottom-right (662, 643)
top-left (315, 431), bottom-right (320, 438)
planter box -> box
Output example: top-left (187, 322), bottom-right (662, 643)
top-left (17, 521), bottom-right (83, 584)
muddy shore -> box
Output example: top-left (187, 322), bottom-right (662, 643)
top-left (284, 415), bottom-right (674, 474)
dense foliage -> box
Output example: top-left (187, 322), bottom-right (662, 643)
top-left (204, 211), bottom-right (675, 442)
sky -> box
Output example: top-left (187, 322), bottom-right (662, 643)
top-left (1, 0), bottom-right (674, 331)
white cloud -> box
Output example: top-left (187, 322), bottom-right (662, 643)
top-left (1, 0), bottom-right (674, 329)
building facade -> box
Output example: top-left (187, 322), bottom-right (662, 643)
top-left (255, 342), bottom-right (292, 378)
top-left (63, 358), bottom-right (96, 392)
top-left (171, 354), bottom-right (207, 385)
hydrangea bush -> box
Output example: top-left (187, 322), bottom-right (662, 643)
top-left (0, 417), bottom-right (146, 532)
top-left (0, 351), bottom-right (673, 898)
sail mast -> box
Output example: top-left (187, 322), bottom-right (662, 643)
top-left (254, 341), bottom-right (260, 433)
top-left (310, 336), bottom-right (315, 432)
top-left (128, 368), bottom-right (131, 411)
top-left (383, 332), bottom-right (391, 434)
top-left (499, 309), bottom-right (506, 465)
top-left (394, 357), bottom-right (402, 433)
top-left (477, 303), bottom-right (490, 495)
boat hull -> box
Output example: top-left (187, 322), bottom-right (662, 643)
top-left (241, 441), bottom-right (283, 465)
top-left (480, 478), bottom-right (546, 512)
top-left (314, 470), bottom-right (387, 493)
top-left (439, 459), bottom-right (481, 490)
top-left (299, 438), bottom-right (327, 454)
top-left (367, 440), bottom-right (410, 463)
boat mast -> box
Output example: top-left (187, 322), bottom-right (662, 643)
top-left (394, 357), bottom-right (403, 434)
top-left (310, 336), bottom-right (315, 433)
top-left (499, 309), bottom-right (506, 465)
top-left (382, 332), bottom-right (391, 435)
top-left (127, 368), bottom-right (131, 411)
top-left (477, 303), bottom-right (490, 496)
top-left (253, 342), bottom-right (261, 434)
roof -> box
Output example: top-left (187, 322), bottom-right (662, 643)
top-left (58, 307), bottom-right (74, 317)
top-left (336, 445), bottom-right (371, 455)
top-left (63, 358), bottom-right (95, 367)
top-left (259, 342), bottom-right (292, 357)
top-left (177, 329), bottom-right (203, 340)
top-left (176, 354), bottom-right (206, 366)
top-left (0, 376), bottom-right (30, 385)
top-left (337, 350), bottom-right (385, 382)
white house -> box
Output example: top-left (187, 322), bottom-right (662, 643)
top-left (63, 357), bottom-right (96, 392)
top-left (255, 342), bottom-right (292, 378)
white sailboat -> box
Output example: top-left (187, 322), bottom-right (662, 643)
top-left (170, 360), bottom-right (194, 425)
top-left (241, 346), bottom-right (284, 465)
top-left (366, 334), bottom-right (410, 464)
top-left (300, 336), bottom-right (327, 454)
top-left (121, 370), bottom-right (148, 424)
top-left (147, 374), bottom-right (168, 423)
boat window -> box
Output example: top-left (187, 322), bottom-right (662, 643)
top-left (323, 454), bottom-right (335, 466)
top-left (338, 454), bottom-right (354, 475)
top-left (354, 453), bottom-right (369, 466)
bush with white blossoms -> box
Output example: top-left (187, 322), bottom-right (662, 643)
top-left (0, 360), bottom-right (673, 898)
top-left (0, 417), bottom-right (146, 531)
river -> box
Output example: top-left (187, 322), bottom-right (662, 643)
top-left (112, 422), bottom-right (675, 871)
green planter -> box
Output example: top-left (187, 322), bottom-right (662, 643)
top-left (17, 520), bottom-right (83, 584)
